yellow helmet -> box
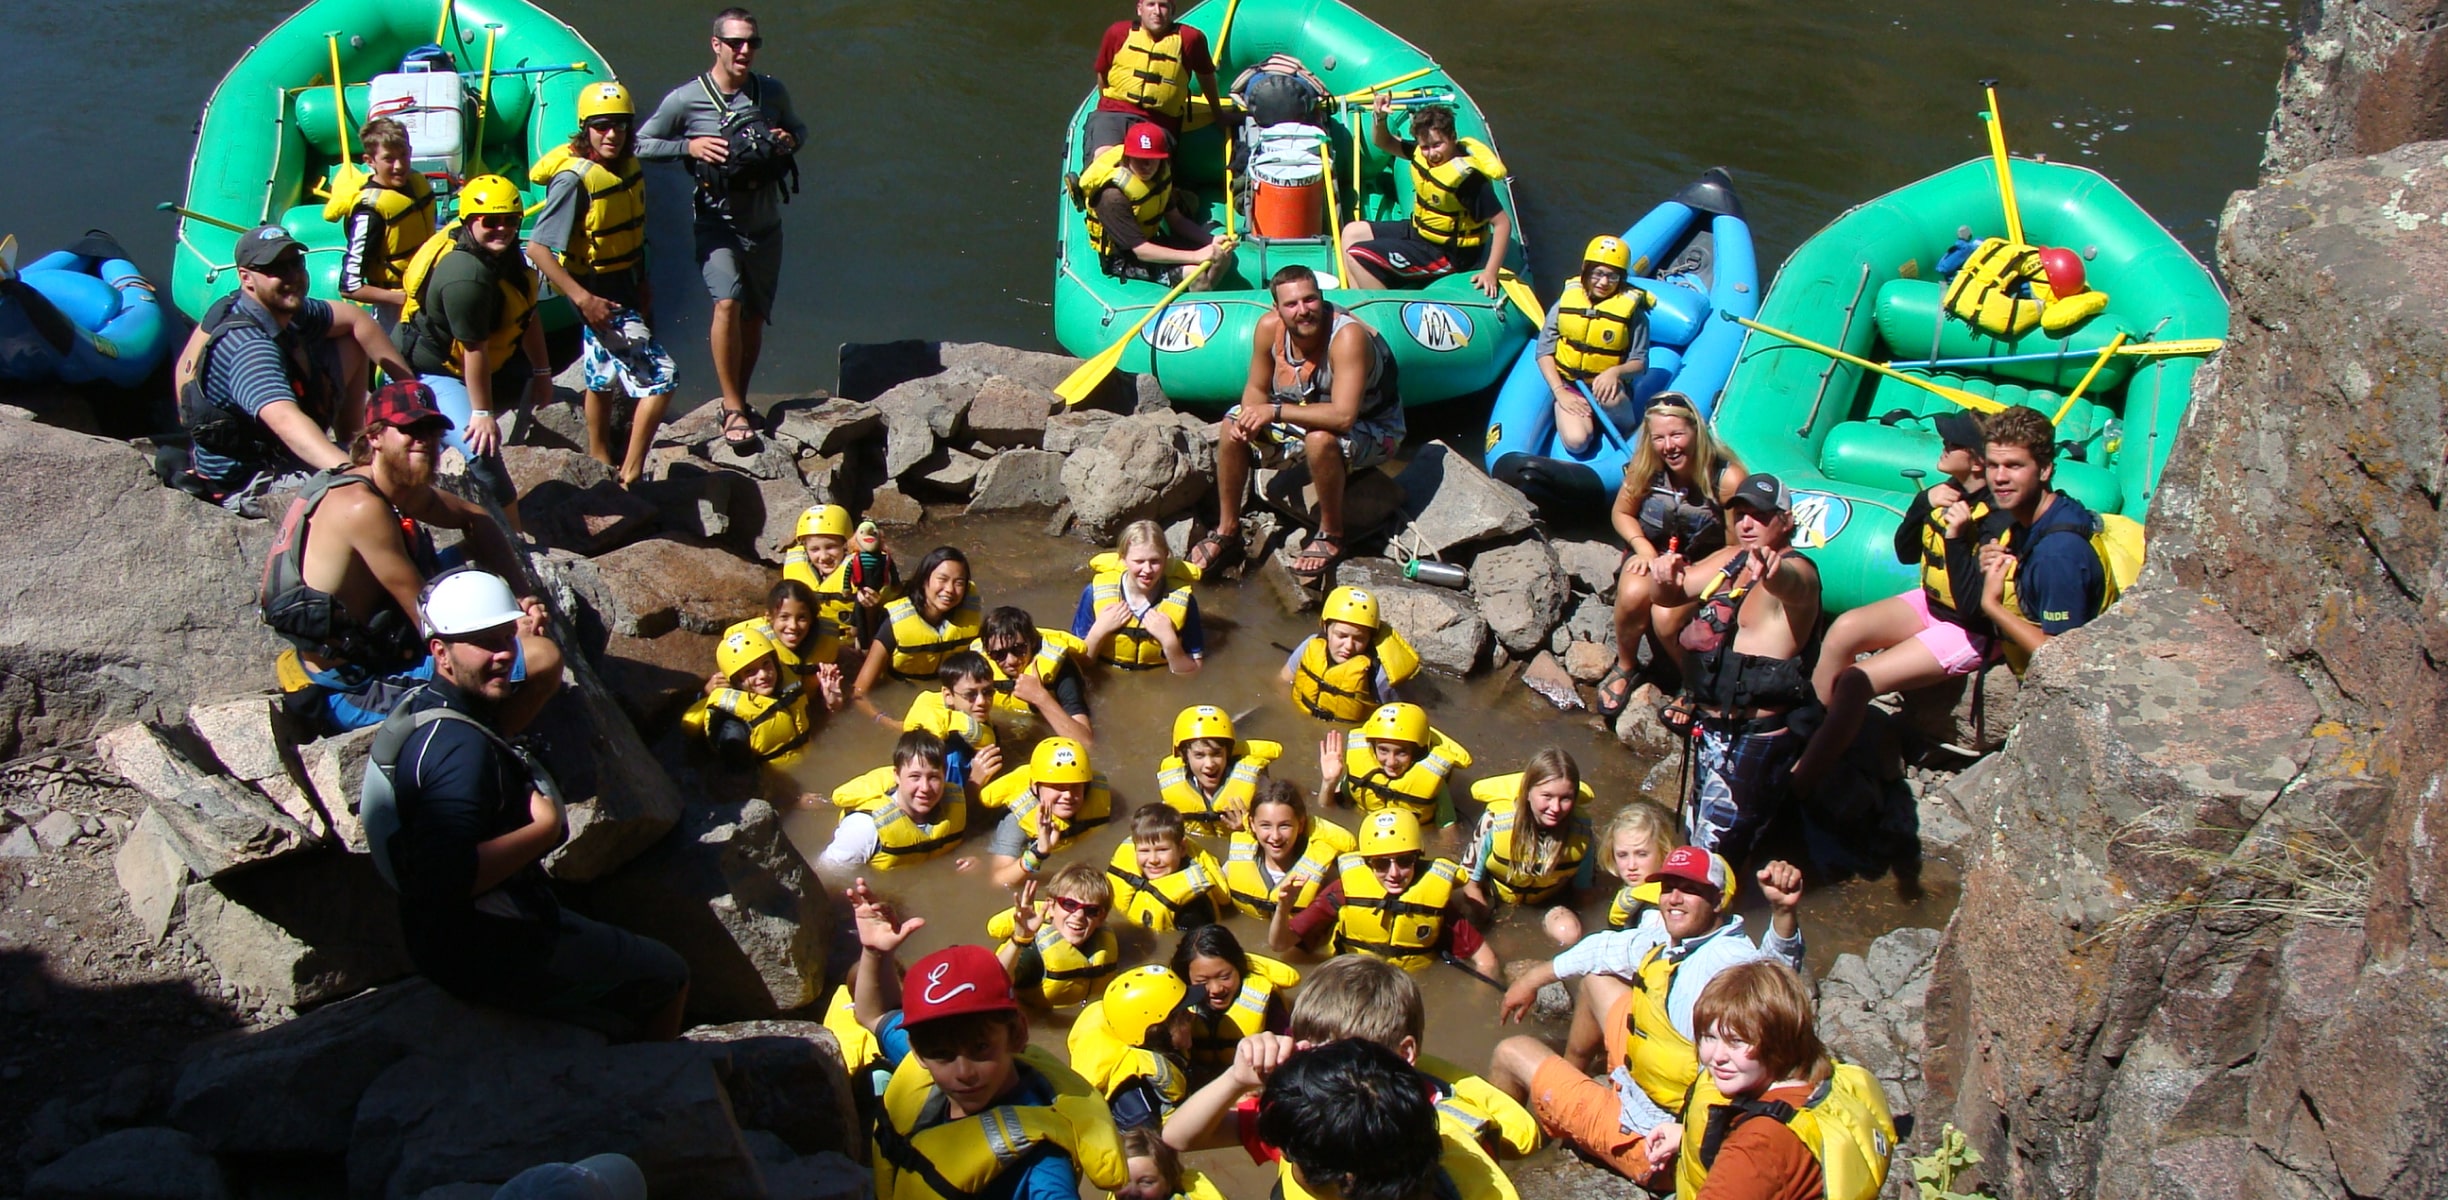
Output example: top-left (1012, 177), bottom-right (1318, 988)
top-left (1171, 705), bottom-right (1235, 749)
top-left (1357, 808), bottom-right (1423, 857)
top-left (577, 81), bottom-right (635, 122)
top-left (794, 504), bottom-right (853, 541)
top-left (1583, 234), bottom-right (1631, 273)
top-left (1031, 737), bottom-right (1094, 785)
top-left (1357, 702), bottom-right (1430, 748)
top-left (716, 624), bottom-right (778, 677)
top-left (456, 174), bottom-right (523, 218)
top-left (1102, 965), bottom-right (1189, 1045)
top-left (1320, 586), bottom-right (1380, 632)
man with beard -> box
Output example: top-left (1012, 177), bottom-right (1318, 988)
top-left (260, 381), bottom-right (560, 738)
top-left (399, 174), bottom-right (546, 511)
top-left (1189, 265), bottom-right (1402, 583)
top-left (1483, 848), bottom-right (1804, 1187)
top-left (175, 225), bottom-right (412, 515)
top-left (376, 568), bottom-right (688, 1040)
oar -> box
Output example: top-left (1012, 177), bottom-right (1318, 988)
top-left (457, 62), bottom-right (587, 78)
top-left (1736, 316), bottom-right (2005, 415)
top-left (1572, 381), bottom-right (1635, 460)
top-left (468, 22), bottom-right (503, 175)
top-left (1496, 269), bottom-right (1542, 326)
top-left (320, 33), bottom-right (371, 221)
top-left (1056, 238), bottom-right (1238, 406)
top-left (2051, 332), bottom-right (2127, 425)
top-left (1336, 67), bottom-right (1435, 104)
top-left (1216, 0), bottom-right (1243, 62)
top-left (1322, 130), bottom-right (1346, 269)
top-left (1907, 338), bottom-right (2225, 370)
top-left (1979, 79), bottom-right (2025, 247)
top-left (158, 202), bottom-right (253, 234)
top-left (1442, 953), bottom-right (1506, 992)
top-left (433, 0), bottom-right (455, 47)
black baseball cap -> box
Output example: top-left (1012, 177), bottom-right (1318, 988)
top-left (1726, 473), bottom-right (1791, 515)
top-left (233, 225), bottom-right (305, 271)
top-left (1933, 411), bottom-right (1985, 454)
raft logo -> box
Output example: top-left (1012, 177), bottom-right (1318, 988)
top-left (1788, 490), bottom-right (1853, 551)
top-left (1143, 302), bottom-right (1223, 353)
top-left (1401, 302), bottom-right (1473, 352)
top-left (1484, 423), bottom-right (1502, 453)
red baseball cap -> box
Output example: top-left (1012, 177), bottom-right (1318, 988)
top-left (1632, 845), bottom-right (1734, 908)
top-left (902, 944), bottom-right (1018, 1027)
top-left (365, 380), bottom-right (454, 431)
top-left (1122, 122), bottom-right (1170, 160)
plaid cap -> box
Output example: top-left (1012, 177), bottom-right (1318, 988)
top-left (364, 380), bottom-right (454, 431)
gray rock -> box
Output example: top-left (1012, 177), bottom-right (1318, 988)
top-left (939, 342), bottom-right (1089, 394)
top-left (1332, 559), bottom-right (1488, 677)
top-left (797, 453), bottom-right (851, 508)
top-left (1521, 652), bottom-right (1583, 711)
top-left (1548, 592), bottom-right (1614, 655)
top-left (1061, 414), bottom-right (1211, 542)
top-left (872, 368), bottom-right (984, 478)
top-left (95, 724), bottom-right (321, 878)
top-left (1639, 754), bottom-right (1683, 804)
top-left (500, 445), bottom-right (615, 495)
top-left (514, 477), bottom-right (662, 558)
top-left (349, 1044), bottom-right (764, 1199)
top-left (1392, 442), bottom-right (1536, 557)
top-left (577, 800), bottom-right (829, 1021)
top-left (1468, 538), bottom-right (1569, 656)
top-left (33, 809), bottom-right (81, 848)
top-left (528, 647), bottom-right (687, 882)
top-left (181, 849), bottom-right (410, 1009)
top-left (0, 413), bottom-right (279, 759)
top-left (747, 471), bottom-right (819, 565)
top-left (1255, 463), bottom-right (1405, 536)
top-left (0, 825), bottom-right (40, 858)
top-left (561, 539), bottom-right (775, 638)
top-left (1865, 927), bottom-right (1942, 998)
top-left (299, 726), bottom-right (378, 853)
top-left (865, 485), bottom-right (926, 528)
top-left (189, 697), bottom-right (327, 840)
top-left (771, 397), bottom-right (882, 455)
top-left (113, 808), bottom-right (192, 943)
top-left (171, 977), bottom-right (604, 1157)
top-left (1554, 539), bottom-right (1623, 600)
top-left (683, 1021), bottom-right (862, 1157)
top-left (1613, 682), bottom-right (1680, 760)
top-left (1042, 409), bottom-right (1121, 456)
top-left (25, 1127), bottom-right (227, 1200)
top-left (966, 449), bottom-right (1068, 513)
top-left (964, 376), bottom-right (1060, 449)
top-left (907, 446), bottom-right (987, 500)
top-left (1899, 660), bottom-right (2021, 753)
top-left (633, 467), bottom-right (743, 542)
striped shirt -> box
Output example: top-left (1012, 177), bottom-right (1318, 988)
top-left (189, 294), bottom-right (336, 489)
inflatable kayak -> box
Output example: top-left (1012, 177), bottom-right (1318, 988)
top-left (0, 231), bottom-right (171, 388)
top-left (1710, 155), bottom-right (2227, 614)
top-left (168, 0), bottom-right (609, 325)
top-left (1052, 0), bottom-right (1535, 408)
top-left (1484, 169), bottom-right (1757, 518)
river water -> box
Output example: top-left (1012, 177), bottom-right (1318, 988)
top-left (11, 0), bottom-right (2288, 405)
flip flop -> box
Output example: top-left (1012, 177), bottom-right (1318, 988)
top-left (1594, 663), bottom-right (1636, 720)
top-left (720, 406), bottom-right (761, 447)
top-left (1288, 533), bottom-right (1344, 582)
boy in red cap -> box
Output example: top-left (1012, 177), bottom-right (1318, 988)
top-left (1072, 122), bottom-right (1231, 287)
top-left (844, 880), bottom-right (1130, 1200)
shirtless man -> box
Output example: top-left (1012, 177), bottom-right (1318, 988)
top-left (260, 381), bottom-right (561, 737)
top-left (1653, 474), bottom-right (1820, 864)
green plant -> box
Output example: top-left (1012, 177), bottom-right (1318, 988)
top-left (1911, 1123), bottom-right (1998, 1200)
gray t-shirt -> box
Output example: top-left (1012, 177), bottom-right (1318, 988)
top-left (636, 72), bottom-right (806, 235)
top-left (1537, 293), bottom-right (1651, 367)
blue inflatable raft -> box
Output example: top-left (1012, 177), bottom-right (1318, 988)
top-left (1484, 169), bottom-right (1757, 518)
top-left (0, 231), bottom-right (172, 389)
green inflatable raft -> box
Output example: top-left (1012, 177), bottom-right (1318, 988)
top-left (169, 0), bottom-right (610, 324)
top-left (1052, 0), bottom-right (1535, 408)
top-left (1709, 156), bottom-right (2228, 614)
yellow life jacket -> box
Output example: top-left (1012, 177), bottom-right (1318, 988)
top-left (832, 765), bottom-right (968, 869)
top-left (1290, 629), bottom-right (1423, 723)
top-left (528, 145), bottom-right (646, 277)
top-left (1915, 488), bottom-right (1995, 616)
top-left (980, 769), bottom-right (1115, 847)
top-left (1417, 1053), bottom-right (1542, 1158)
top-left (872, 1043), bottom-right (1131, 1200)
top-left (1274, 1125), bottom-right (1520, 1200)
top-left (979, 628), bottom-right (1087, 718)
top-left (1075, 144), bottom-right (1173, 261)
top-left (1069, 1001), bottom-right (1191, 1115)
top-left (1331, 853), bottom-right (1462, 972)
top-left (1185, 955), bottom-right (1300, 1070)
top-left (1622, 941), bottom-right (1699, 1109)
top-left (355, 176), bottom-right (437, 289)
top-left (725, 615), bottom-right (841, 693)
top-left (1220, 820), bottom-right (1352, 919)
top-left (1157, 738), bottom-right (1282, 833)
top-left (2031, 278), bottom-right (2111, 335)
top-left (821, 985), bottom-right (888, 1096)
top-left (1606, 885), bottom-right (1650, 931)
top-left (882, 587), bottom-right (985, 681)
top-left (399, 222), bottom-right (538, 370)
top-left (1674, 1062), bottom-right (1897, 1200)
top-left (903, 689), bottom-right (998, 753)
top-left (1549, 279), bottom-right (1654, 378)
top-left (782, 547), bottom-right (862, 642)
top-left (1084, 552), bottom-right (1200, 670)
top-left (987, 905), bottom-right (1122, 1006)
top-left (1465, 775), bottom-right (1595, 906)
top-left (681, 685), bottom-right (813, 768)
top-left (1103, 841), bottom-right (1227, 932)
top-left (1099, 26), bottom-right (1191, 120)
top-left (1340, 728), bottom-right (1473, 826)
top-left (1940, 237), bottom-right (2045, 337)
top-left (1407, 138), bottom-right (1506, 250)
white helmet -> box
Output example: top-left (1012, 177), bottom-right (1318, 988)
top-left (422, 569), bottom-right (525, 638)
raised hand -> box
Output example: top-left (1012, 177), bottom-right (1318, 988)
top-left (847, 878), bottom-right (924, 954)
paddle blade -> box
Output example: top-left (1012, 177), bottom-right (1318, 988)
top-left (0, 233), bottom-right (16, 279)
top-left (1056, 338), bottom-right (1131, 407)
top-left (1499, 273), bottom-right (1543, 326)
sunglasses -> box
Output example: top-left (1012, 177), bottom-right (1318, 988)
top-left (716, 34), bottom-right (764, 49)
top-left (1050, 895), bottom-right (1106, 918)
top-left (1365, 853), bottom-right (1420, 873)
top-left (985, 643), bottom-right (1032, 661)
top-left (585, 116), bottom-right (631, 131)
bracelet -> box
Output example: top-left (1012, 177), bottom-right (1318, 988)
top-left (470, 408), bottom-right (493, 417)
top-left (531, 369), bottom-right (552, 378)
top-left (1019, 844), bottom-right (1048, 874)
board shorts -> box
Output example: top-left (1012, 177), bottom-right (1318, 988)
top-left (1225, 403), bottom-right (1402, 472)
top-left (698, 221), bottom-right (783, 319)
top-left (1527, 1054), bottom-right (1655, 1182)
top-left (1900, 588), bottom-right (1992, 676)
top-left (575, 307), bottom-right (677, 399)
top-left (1690, 721), bottom-right (1799, 866)
top-left (1346, 220), bottom-right (1485, 284)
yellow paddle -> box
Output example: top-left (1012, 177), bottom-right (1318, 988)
top-left (468, 22), bottom-right (503, 175)
top-left (1337, 67), bottom-right (1435, 104)
top-left (1216, 0), bottom-right (1242, 60)
top-left (2051, 332), bottom-right (2127, 424)
top-left (1980, 79), bottom-right (2025, 247)
top-left (319, 34), bottom-right (370, 221)
top-left (1736, 316), bottom-right (2005, 415)
top-left (1496, 269), bottom-right (1542, 326)
top-left (1323, 133), bottom-right (1346, 270)
top-left (1056, 238), bottom-right (1238, 406)
top-left (434, 0), bottom-right (455, 46)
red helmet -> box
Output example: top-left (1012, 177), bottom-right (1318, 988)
top-left (2038, 247), bottom-right (2086, 296)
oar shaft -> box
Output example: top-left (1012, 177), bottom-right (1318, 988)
top-left (158, 202), bottom-right (252, 234)
top-left (1918, 338), bottom-right (2224, 369)
top-left (1737, 316), bottom-right (2001, 414)
top-left (458, 62), bottom-right (586, 78)
top-left (1983, 83), bottom-right (2024, 247)
top-left (1338, 66), bottom-right (1435, 102)
top-left (2052, 333), bottom-right (2128, 424)
top-left (1573, 381), bottom-right (1633, 458)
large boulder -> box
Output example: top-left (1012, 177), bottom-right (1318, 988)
top-left (179, 848), bottom-right (411, 1009)
top-left (964, 376), bottom-right (1060, 449)
top-left (529, 646), bottom-right (687, 881)
top-left (1815, 926), bottom-right (1942, 1122)
top-left (2262, 0), bottom-right (2448, 175)
top-left (1043, 409), bottom-right (1122, 455)
top-left (0, 415), bottom-right (280, 758)
top-left (94, 724), bottom-right (321, 879)
top-left (939, 341), bottom-right (1091, 393)
top-left (575, 799), bottom-right (829, 1021)
top-left (596, 629), bottom-right (722, 734)
top-left (113, 808), bottom-right (192, 943)
top-left (1060, 413), bottom-right (1213, 542)
top-left (1392, 442), bottom-right (1536, 557)
top-left (966, 448), bottom-right (1068, 513)
top-left (1553, 538), bottom-right (1623, 601)
top-left (871, 368), bottom-right (983, 478)
top-left (682, 1021), bottom-right (862, 1157)
top-left (559, 538), bottom-right (775, 638)
top-left (769, 396), bottom-right (882, 455)
top-left (1255, 462), bottom-right (1405, 536)
top-left (1330, 559), bottom-right (1487, 676)
top-left (1468, 538), bottom-right (1569, 657)
top-left (185, 696), bottom-right (330, 840)
top-left (508, 451), bottom-right (659, 557)
top-left (25, 1127), bottom-right (228, 1200)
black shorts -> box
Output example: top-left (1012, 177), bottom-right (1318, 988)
top-left (494, 910), bottom-right (690, 1040)
top-left (1346, 220), bottom-right (1485, 284)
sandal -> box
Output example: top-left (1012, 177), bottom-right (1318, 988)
top-left (1288, 533), bottom-right (1344, 582)
top-left (720, 406), bottom-right (761, 447)
top-left (1659, 694), bottom-right (1698, 740)
top-left (1188, 529), bottom-right (1245, 574)
top-left (1594, 663), bottom-right (1636, 720)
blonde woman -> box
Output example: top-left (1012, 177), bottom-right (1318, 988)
top-left (1598, 394), bottom-right (1746, 718)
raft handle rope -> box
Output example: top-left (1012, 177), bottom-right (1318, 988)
top-left (1795, 262), bottom-right (1873, 437)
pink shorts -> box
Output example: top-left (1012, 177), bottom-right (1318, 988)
top-left (1902, 589), bottom-right (1991, 676)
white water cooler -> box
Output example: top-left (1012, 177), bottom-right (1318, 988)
top-left (367, 63), bottom-right (469, 178)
